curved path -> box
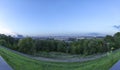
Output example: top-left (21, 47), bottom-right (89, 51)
top-left (0, 46), bottom-right (107, 62)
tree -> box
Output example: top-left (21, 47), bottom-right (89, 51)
top-left (104, 35), bottom-right (114, 42)
top-left (0, 34), bottom-right (18, 49)
top-left (104, 35), bottom-right (115, 51)
top-left (113, 32), bottom-right (120, 48)
top-left (18, 37), bottom-right (36, 55)
top-left (0, 39), bottom-right (7, 46)
top-left (87, 40), bottom-right (97, 54)
top-left (35, 40), bottom-right (42, 52)
top-left (57, 41), bottom-right (66, 52)
top-left (82, 39), bottom-right (90, 55)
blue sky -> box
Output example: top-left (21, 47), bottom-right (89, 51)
top-left (0, 0), bottom-right (120, 36)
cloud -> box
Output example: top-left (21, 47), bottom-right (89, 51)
top-left (113, 25), bottom-right (120, 30)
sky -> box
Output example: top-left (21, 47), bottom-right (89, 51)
top-left (0, 0), bottom-right (120, 36)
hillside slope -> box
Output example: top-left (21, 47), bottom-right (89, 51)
top-left (0, 46), bottom-right (119, 70)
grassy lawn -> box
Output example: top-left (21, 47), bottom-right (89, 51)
top-left (0, 47), bottom-right (119, 70)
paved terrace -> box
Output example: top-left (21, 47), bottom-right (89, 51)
top-left (0, 56), bottom-right (13, 70)
top-left (110, 60), bottom-right (120, 70)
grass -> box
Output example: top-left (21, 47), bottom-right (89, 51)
top-left (35, 51), bottom-right (106, 59)
top-left (35, 51), bottom-right (84, 59)
top-left (0, 47), bottom-right (120, 70)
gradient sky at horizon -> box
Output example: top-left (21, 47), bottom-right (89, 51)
top-left (0, 0), bottom-right (120, 36)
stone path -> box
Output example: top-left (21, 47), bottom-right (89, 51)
top-left (110, 60), bottom-right (120, 70)
top-left (0, 56), bottom-right (13, 70)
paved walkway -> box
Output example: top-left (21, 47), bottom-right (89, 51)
top-left (0, 56), bottom-right (13, 70)
top-left (110, 60), bottom-right (120, 70)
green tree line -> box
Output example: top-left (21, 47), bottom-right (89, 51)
top-left (0, 32), bottom-right (120, 55)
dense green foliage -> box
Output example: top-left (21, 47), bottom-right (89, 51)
top-left (35, 39), bottom-right (67, 53)
top-left (0, 32), bottom-right (120, 55)
top-left (18, 37), bottom-right (36, 55)
top-left (0, 46), bottom-right (119, 70)
top-left (0, 34), bottom-right (18, 50)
